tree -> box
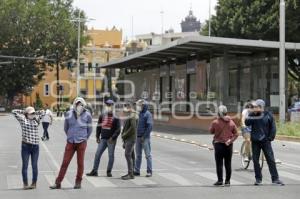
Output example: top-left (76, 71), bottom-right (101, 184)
top-left (35, 93), bottom-right (43, 109)
top-left (201, 0), bottom-right (300, 82)
top-left (202, 0), bottom-right (300, 42)
top-left (0, 0), bottom-right (89, 105)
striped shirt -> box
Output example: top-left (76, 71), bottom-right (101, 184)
top-left (101, 115), bottom-right (113, 130)
top-left (12, 109), bottom-right (44, 145)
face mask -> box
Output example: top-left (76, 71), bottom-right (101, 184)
top-left (105, 106), bottom-right (113, 113)
top-left (28, 114), bottom-right (35, 120)
top-left (76, 105), bottom-right (84, 114)
top-left (136, 106), bottom-right (142, 112)
top-left (123, 107), bottom-right (129, 113)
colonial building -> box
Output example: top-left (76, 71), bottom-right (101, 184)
top-left (181, 9), bottom-right (201, 32)
top-left (79, 27), bottom-right (124, 112)
top-left (22, 27), bottom-right (124, 112)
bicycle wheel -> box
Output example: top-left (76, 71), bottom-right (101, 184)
top-left (240, 141), bottom-right (251, 169)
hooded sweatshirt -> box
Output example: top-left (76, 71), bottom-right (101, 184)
top-left (245, 111), bottom-right (276, 142)
top-left (64, 97), bottom-right (93, 143)
top-left (209, 116), bottom-right (239, 144)
top-left (137, 103), bottom-right (153, 138)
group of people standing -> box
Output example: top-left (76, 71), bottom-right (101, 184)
top-left (12, 97), bottom-right (153, 190)
top-left (12, 97), bottom-right (284, 190)
top-left (210, 99), bottom-right (284, 186)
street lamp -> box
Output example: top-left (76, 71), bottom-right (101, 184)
top-left (209, 0), bottom-right (212, 37)
top-left (279, 0), bottom-right (286, 122)
top-left (70, 13), bottom-right (95, 97)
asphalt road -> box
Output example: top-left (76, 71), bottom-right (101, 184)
top-left (0, 114), bottom-right (300, 199)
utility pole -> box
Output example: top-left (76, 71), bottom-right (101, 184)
top-left (76, 12), bottom-right (81, 97)
top-left (209, 0), bottom-right (212, 37)
top-left (71, 13), bottom-right (95, 97)
top-left (106, 51), bottom-right (112, 98)
top-left (56, 50), bottom-right (60, 116)
top-left (279, 0), bottom-right (286, 122)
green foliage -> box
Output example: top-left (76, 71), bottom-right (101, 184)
top-left (202, 0), bottom-right (300, 42)
top-left (0, 0), bottom-right (88, 102)
top-left (35, 92), bottom-right (43, 109)
top-left (277, 122), bottom-right (300, 137)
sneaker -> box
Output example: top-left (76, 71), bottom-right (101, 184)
top-left (146, 173), bottom-right (152, 177)
top-left (29, 183), bottom-right (36, 189)
top-left (121, 174), bottom-right (134, 180)
top-left (254, 180), bottom-right (262, 186)
top-left (133, 172), bottom-right (140, 176)
top-left (244, 157), bottom-right (250, 162)
top-left (49, 184), bottom-right (61, 189)
top-left (213, 181), bottom-right (224, 186)
top-left (74, 183), bottom-right (81, 189)
top-left (86, 170), bottom-right (98, 177)
top-left (224, 181), bottom-right (230, 187)
top-left (23, 183), bottom-right (31, 190)
top-left (107, 172), bottom-right (112, 177)
top-left (272, 179), bottom-right (285, 186)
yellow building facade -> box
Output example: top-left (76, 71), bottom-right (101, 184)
top-left (79, 27), bottom-right (124, 104)
top-left (22, 66), bottom-right (77, 110)
top-left (22, 27), bottom-right (123, 110)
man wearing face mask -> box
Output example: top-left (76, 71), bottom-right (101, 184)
top-left (50, 97), bottom-right (92, 190)
top-left (86, 99), bottom-right (121, 177)
top-left (12, 107), bottom-right (45, 190)
top-left (134, 99), bottom-right (153, 177)
top-left (245, 99), bottom-right (284, 186)
top-left (121, 102), bottom-right (138, 180)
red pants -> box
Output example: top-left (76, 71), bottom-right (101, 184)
top-left (56, 141), bottom-right (87, 184)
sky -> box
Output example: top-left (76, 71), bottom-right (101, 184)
top-left (72, 0), bottom-right (218, 40)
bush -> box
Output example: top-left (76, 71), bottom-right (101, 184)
top-left (277, 122), bottom-right (300, 137)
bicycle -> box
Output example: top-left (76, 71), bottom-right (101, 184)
top-left (240, 140), bottom-right (264, 170)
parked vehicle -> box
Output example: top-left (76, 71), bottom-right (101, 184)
top-left (0, 106), bottom-right (5, 112)
top-left (288, 102), bottom-right (300, 112)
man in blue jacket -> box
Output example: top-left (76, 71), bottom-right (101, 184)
top-left (50, 97), bottom-right (93, 189)
top-left (134, 99), bottom-right (153, 177)
top-left (245, 99), bottom-right (284, 186)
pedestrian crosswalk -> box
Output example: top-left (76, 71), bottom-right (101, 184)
top-left (4, 169), bottom-right (300, 190)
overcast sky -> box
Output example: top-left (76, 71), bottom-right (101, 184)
top-left (73, 0), bottom-right (218, 40)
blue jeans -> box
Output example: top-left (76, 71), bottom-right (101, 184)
top-left (21, 142), bottom-right (39, 184)
top-left (252, 141), bottom-right (279, 181)
top-left (92, 139), bottom-right (116, 172)
top-left (42, 122), bottom-right (50, 139)
top-left (135, 137), bottom-right (152, 174)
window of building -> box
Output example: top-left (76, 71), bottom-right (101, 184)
top-left (229, 69), bottom-right (237, 97)
top-left (80, 63), bottom-right (85, 74)
top-left (44, 84), bottom-right (49, 96)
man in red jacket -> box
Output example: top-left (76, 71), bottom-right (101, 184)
top-left (209, 105), bottom-right (239, 186)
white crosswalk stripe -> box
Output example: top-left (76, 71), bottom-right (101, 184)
top-left (44, 174), bottom-right (72, 188)
top-left (7, 175), bottom-right (23, 189)
top-left (195, 172), bottom-right (244, 185)
top-left (84, 176), bottom-right (117, 188)
top-left (158, 173), bottom-right (194, 186)
top-left (6, 170), bottom-right (300, 190)
top-left (279, 171), bottom-right (300, 182)
top-left (131, 177), bottom-right (157, 186)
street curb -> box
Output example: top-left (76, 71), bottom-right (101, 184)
top-left (276, 135), bottom-right (300, 142)
top-left (152, 132), bottom-right (239, 154)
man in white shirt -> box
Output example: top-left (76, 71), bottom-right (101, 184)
top-left (41, 104), bottom-right (53, 141)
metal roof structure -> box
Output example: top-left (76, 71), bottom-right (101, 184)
top-left (100, 36), bottom-right (300, 69)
